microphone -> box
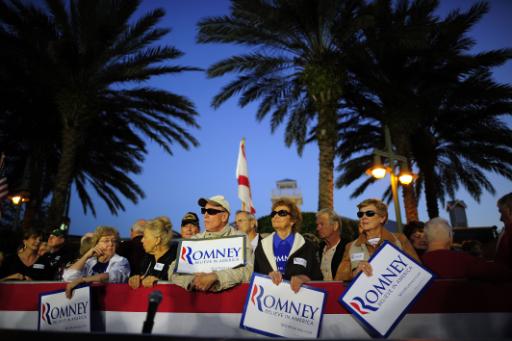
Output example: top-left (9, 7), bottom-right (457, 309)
top-left (142, 290), bottom-right (163, 334)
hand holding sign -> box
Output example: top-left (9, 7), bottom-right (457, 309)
top-left (192, 272), bottom-right (219, 291)
top-left (340, 242), bottom-right (434, 338)
top-left (240, 273), bottom-right (326, 338)
top-left (355, 261), bottom-right (373, 277)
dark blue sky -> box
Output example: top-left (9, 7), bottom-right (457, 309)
top-left (69, 0), bottom-right (512, 237)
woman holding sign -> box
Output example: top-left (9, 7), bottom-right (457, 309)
top-left (128, 218), bottom-right (176, 288)
top-left (253, 198), bottom-right (322, 292)
top-left (63, 226), bottom-right (130, 298)
top-left (335, 198), bottom-right (420, 281)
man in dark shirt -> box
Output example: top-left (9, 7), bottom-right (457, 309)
top-left (118, 219), bottom-right (146, 274)
top-left (42, 228), bottom-right (76, 280)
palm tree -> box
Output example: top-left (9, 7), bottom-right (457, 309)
top-left (0, 0), bottom-right (200, 227)
top-left (335, 0), bottom-right (512, 219)
top-left (197, 0), bottom-right (365, 210)
top-left (411, 68), bottom-right (512, 218)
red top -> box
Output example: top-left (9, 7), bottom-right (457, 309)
top-left (495, 226), bottom-right (512, 269)
top-left (421, 249), bottom-right (512, 280)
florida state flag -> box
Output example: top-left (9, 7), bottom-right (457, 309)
top-left (236, 138), bottom-right (255, 214)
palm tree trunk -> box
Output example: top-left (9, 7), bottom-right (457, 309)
top-left (402, 185), bottom-right (419, 222)
top-left (316, 107), bottom-right (336, 210)
top-left (422, 164), bottom-right (439, 218)
top-left (47, 128), bottom-right (78, 229)
top-left (391, 128), bottom-right (420, 222)
top-left (22, 150), bottom-right (46, 229)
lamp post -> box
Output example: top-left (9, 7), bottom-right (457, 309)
top-left (8, 190), bottom-right (30, 231)
top-left (366, 126), bottom-right (415, 232)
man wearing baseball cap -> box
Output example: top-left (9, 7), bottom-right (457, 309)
top-left (181, 212), bottom-right (200, 238)
top-left (168, 195), bottom-right (253, 291)
top-left (42, 226), bottom-right (76, 280)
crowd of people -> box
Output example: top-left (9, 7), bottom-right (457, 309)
top-left (0, 192), bottom-right (511, 298)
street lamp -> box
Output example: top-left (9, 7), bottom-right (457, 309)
top-left (8, 190), bottom-right (30, 231)
top-left (366, 126), bottom-right (416, 232)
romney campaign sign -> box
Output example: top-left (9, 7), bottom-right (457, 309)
top-left (39, 285), bottom-right (91, 332)
top-left (175, 235), bottom-right (246, 274)
top-left (240, 273), bottom-right (326, 338)
top-left (340, 241), bottom-right (434, 337)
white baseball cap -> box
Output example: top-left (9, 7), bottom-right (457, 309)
top-left (198, 195), bottom-right (231, 213)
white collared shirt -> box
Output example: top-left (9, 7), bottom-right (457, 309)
top-left (320, 240), bottom-right (340, 280)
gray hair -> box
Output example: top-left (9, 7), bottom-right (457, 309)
top-left (235, 210), bottom-right (258, 229)
top-left (131, 219), bottom-right (146, 235)
top-left (316, 208), bottom-right (342, 228)
top-left (424, 217), bottom-right (453, 243)
top-left (145, 219), bottom-right (172, 246)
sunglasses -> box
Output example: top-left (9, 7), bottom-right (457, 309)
top-left (357, 210), bottom-right (377, 218)
top-left (201, 207), bottom-right (225, 215)
top-left (270, 210), bottom-right (291, 218)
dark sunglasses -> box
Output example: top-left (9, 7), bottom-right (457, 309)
top-left (270, 210), bottom-right (291, 218)
top-left (201, 207), bottom-right (225, 215)
top-left (357, 210), bottom-right (377, 218)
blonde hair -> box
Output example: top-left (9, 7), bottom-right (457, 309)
top-left (80, 232), bottom-right (96, 256)
top-left (153, 216), bottom-right (173, 230)
top-left (145, 219), bottom-right (172, 246)
top-left (357, 198), bottom-right (388, 224)
top-left (92, 226), bottom-right (120, 246)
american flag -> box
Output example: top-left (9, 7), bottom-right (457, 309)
top-left (0, 177), bottom-right (7, 201)
top-left (0, 153), bottom-right (7, 202)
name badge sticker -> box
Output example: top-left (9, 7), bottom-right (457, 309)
top-left (293, 257), bottom-right (307, 268)
top-left (33, 263), bottom-right (45, 269)
top-left (351, 252), bottom-right (364, 261)
top-left (154, 263), bottom-right (164, 271)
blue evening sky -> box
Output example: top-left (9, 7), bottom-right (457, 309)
top-left (69, 0), bottom-right (512, 237)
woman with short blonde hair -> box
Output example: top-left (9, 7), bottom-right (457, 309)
top-left (63, 225), bottom-right (130, 298)
top-left (129, 219), bottom-right (176, 289)
top-left (335, 198), bottom-right (419, 281)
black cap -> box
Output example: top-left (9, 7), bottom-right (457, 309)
top-left (50, 228), bottom-right (66, 238)
top-left (181, 212), bottom-right (199, 227)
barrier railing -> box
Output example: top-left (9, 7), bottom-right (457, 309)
top-left (1, 280), bottom-right (511, 338)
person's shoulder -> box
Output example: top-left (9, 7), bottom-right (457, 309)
top-left (112, 253), bottom-right (130, 263)
top-left (260, 232), bottom-right (271, 239)
top-left (391, 232), bottom-right (409, 242)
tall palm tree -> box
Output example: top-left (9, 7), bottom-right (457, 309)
top-left (197, 0), bottom-right (365, 210)
top-left (0, 0), bottom-right (200, 227)
top-left (411, 68), bottom-right (512, 218)
top-left (336, 0), bottom-right (512, 219)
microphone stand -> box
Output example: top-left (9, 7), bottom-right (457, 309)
top-left (142, 290), bottom-right (163, 334)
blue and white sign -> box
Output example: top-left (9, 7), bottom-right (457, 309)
top-left (240, 273), bottom-right (326, 338)
top-left (175, 235), bottom-right (246, 274)
top-left (38, 285), bottom-right (91, 332)
top-left (340, 241), bottom-right (434, 337)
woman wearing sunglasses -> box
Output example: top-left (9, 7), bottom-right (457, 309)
top-left (334, 198), bottom-right (420, 282)
top-left (254, 198), bottom-right (321, 292)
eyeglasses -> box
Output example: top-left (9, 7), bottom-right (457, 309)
top-left (270, 210), bottom-right (291, 218)
top-left (357, 210), bottom-right (377, 218)
top-left (201, 207), bottom-right (225, 215)
top-left (99, 238), bottom-right (117, 244)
